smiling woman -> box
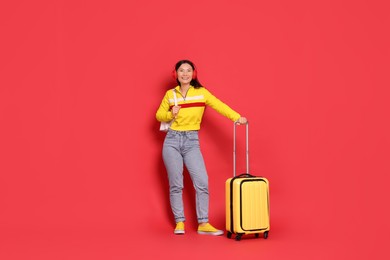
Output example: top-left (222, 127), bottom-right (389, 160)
top-left (155, 59), bottom-right (248, 235)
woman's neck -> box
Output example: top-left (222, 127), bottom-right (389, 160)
top-left (180, 83), bottom-right (191, 97)
top-left (180, 83), bottom-right (191, 91)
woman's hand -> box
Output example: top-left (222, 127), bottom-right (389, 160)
top-left (172, 106), bottom-right (181, 118)
top-left (236, 117), bottom-right (248, 125)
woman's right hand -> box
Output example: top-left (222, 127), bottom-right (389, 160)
top-left (236, 117), bottom-right (248, 125)
top-left (172, 106), bottom-right (181, 118)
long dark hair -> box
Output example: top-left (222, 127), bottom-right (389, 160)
top-left (174, 60), bottom-right (203, 88)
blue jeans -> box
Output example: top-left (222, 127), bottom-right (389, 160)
top-left (162, 129), bottom-right (209, 224)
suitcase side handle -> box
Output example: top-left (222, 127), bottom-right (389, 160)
top-left (233, 121), bottom-right (249, 177)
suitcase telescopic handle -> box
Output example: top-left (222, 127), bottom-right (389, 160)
top-left (233, 121), bottom-right (249, 177)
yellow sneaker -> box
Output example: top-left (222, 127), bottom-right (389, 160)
top-left (174, 222), bottom-right (185, 235)
top-left (197, 223), bottom-right (224, 236)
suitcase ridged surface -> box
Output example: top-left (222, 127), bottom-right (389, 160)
top-left (241, 179), bottom-right (269, 231)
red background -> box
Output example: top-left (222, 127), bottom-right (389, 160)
top-left (1, 0), bottom-right (389, 259)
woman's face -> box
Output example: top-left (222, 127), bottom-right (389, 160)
top-left (176, 63), bottom-right (194, 85)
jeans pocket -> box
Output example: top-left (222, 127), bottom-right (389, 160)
top-left (187, 132), bottom-right (199, 141)
top-left (166, 131), bottom-right (176, 139)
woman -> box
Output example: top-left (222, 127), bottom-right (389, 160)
top-left (156, 60), bottom-right (247, 235)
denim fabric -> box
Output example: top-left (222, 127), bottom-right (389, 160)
top-left (162, 129), bottom-right (209, 224)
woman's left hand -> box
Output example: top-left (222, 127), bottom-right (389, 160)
top-left (236, 117), bottom-right (248, 125)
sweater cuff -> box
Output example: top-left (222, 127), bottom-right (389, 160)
top-left (233, 114), bottom-right (241, 122)
top-left (166, 112), bottom-right (174, 121)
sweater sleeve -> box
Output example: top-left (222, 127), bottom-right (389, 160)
top-left (204, 88), bottom-right (241, 121)
top-left (156, 90), bottom-right (174, 122)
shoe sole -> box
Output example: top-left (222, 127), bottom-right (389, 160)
top-left (197, 231), bottom-right (224, 236)
top-left (174, 230), bottom-right (185, 235)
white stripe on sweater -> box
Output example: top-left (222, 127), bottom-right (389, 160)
top-left (169, 95), bottom-right (204, 104)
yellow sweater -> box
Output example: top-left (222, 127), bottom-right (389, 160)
top-left (156, 86), bottom-right (241, 131)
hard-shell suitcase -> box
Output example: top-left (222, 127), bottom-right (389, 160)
top-left (225, 122), bottom-right (270, 241)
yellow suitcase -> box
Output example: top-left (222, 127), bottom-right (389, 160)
top-left (226, 123), bottom-right (270, 241)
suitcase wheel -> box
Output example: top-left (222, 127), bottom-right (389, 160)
top-left (235, 234), bottom-right (243, 241)
top-left (227, 231), bottom-right (232, 239)
top-left (263, 231), bottom-right (269, 239)
top-left (255, 233), bottom-right (259, 238)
